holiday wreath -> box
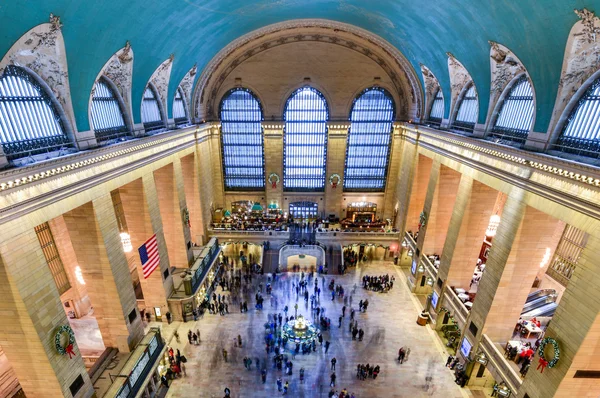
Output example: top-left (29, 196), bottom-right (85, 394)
top-left (538, 337), bottom-right (560, 368)
top-left (55, 325), bottom-right (76, 358)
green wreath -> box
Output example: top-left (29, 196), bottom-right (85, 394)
top-left (268, 173), bottom-right (280, 188)
top-left (329, 173), bottom-right (342, 188)
top-left (55, 325), bottom-right (76, 357)
top-left (538, 337), bottom-right (560, 368)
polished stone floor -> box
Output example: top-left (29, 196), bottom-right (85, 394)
top-left (166, 261), bottom-right (468, 398)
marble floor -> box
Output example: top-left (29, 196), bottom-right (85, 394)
top-left (166, 261), bottom-right (470, 398)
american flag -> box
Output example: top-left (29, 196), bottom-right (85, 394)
top-left (139, 234), bottom-right (160, 279)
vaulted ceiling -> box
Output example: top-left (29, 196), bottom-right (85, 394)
top-left (0, 0), bottom-right (595, 132)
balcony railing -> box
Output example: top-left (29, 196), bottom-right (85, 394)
top-left (421, 255), bottom-right (438, 280)
top-left (480, 334), bottom-right (523, 394)
top-left (443, 285), bottom-right (469, 327)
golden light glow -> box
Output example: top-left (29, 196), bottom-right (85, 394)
top-left (120, 232), bottom-right (133, 252)
top-left (75, 266), bottom-right (85, 285)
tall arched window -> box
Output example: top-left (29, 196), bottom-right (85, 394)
top-left (283, 87), bottom-right (329, 191)
top-left (453, 84), bottom-right (478, 132)
top-left (0, 65), bottom-right (72, 160)
top-left (344, 87), bottom-right (395, 191)
top-left (173, 86), bottom-right (188, 126)
top-left (429, 88), bottom-right (444, 123)
top-left (490, 75), bottom-right (534, 143)
top-left (220, 88), bottom-right (265, 190)
top-left (141, 85), bottom-right (164, 132)
top-left (555, 77), bottom-right (600, 158)
top-left (90, 77), bottom-right (128, 142)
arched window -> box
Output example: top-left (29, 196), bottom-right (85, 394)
top-left (453, 84), bottom-right (478, 132)
top-left (283, 87), bottom-right (329, 191)
top-left (344, 87), bottom-right (395, 191)
top-left (220, 88), bottom-right (265, 190)
top-left (173, 86), bottom-right (188, 126)
top-left (141, 85), bottom-right (164, 132)
top-left (490, 75), bottom-right (534, 143)
top-left (90, 77), bottom-right (128, 142)
top-left (0, 65), bottom-right (72, 160)
top-left (429, 88), bottom-right (444, 123)
top-left (555, 77), bottom-right (600, 158)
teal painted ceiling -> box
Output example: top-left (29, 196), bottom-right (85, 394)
top-left (1, 0), bottom-right (597, 132)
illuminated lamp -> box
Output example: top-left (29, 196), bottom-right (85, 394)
top-left (485, 214), bottom-right (501, 237)
top-left (120, 232), bottom-right (133, 252)
top-left (75, 266), bottom-right (85, 285)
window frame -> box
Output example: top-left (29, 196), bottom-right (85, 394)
top-left (283, 86), bottom-right (330, 192)
top-left (489, 74), bottom-right (535, 144)
top-left (141, 83), bottom-right (165, 132)
top-left (343, 86), bottom-right (395, 192)
top-left (219, 87), bottom-right (266, 191)
top-left (0, 65), bottom-right (73, 160)
top-left (428, 87), bottom-right (444, 124)
top-left (90, 76), bottom-right (129, 142)
top-left (173, 86), bottom-right (189, 126)
top-left (452, 83), bottom-right (478, 133)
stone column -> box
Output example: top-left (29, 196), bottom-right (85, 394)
top-left (437, 177), bottom-right (498, 289)
top-left (180, 153), bottom-right (205, 245)
top-left (62, 197), bottom-right (144, 352)
top-left (467, 190), bottom-right (562, 344)
top-left (173, 158), bottom-right (194, 263)
top-left (382, 126), bottom-right (403, 220)
top-left (415, 159), bottom-right (441, 253)
top-left (421, 165), bottom-right (461, 255)
top-left (406, 154), bottom-right (434, 233)
top-left (394, 139), bottom-right (417, 233)
top-left (117, 179), bottom-right (172, 316)
top-left (263, 122), bottom-right (284, 211)
top-left (153, 163), bottom-right (192, 268)
top-left (0, 230), bottom-right (93, 397)
top-left (324, 123), bottom-right (348, 218)
top-left (517, 234), bottom-right (600, 398)
top-left (209, 127), bottom-right (225, 208)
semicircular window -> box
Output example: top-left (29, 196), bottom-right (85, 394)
top-left (453, 84), bottom-right (478, 133)
top-left (429, 88), bottom-right (444, 125)
top-left (0, 65), bottom-right (72, 160)
top-left (344, 87), bottom-right (395, 192)
top-left (141, 85), bottom-right (164, 132)
top-left (220, 88), bottom-right (265, 190)
top-left (283, 87), bottom-right (329, 191)
top-left (173, 86), bottom-right (188, 126)
top-left (90, 77), bottom-right (128, 142)
top-left (555, 77), bottom-right (600, 159)
top-left (490, 75), bottom-right (534, 145)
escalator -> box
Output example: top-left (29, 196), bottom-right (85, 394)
top-left (520, 289), bottom-right (557, 317)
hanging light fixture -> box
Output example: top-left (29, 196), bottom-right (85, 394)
top-left (120, 232), bottom-right (133, 252)
top-left (486, 214), bottom-right (501, 237)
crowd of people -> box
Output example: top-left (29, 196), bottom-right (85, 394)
top-left (356, 364), bottom-right (381, 380)
top-left (362, 274), bottom-right (395, 292)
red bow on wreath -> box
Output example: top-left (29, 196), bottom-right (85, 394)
top-left (272, 180), bottom-right (277, 189)
top-left (537, 357), bottom-right (548, 373)
top-left (332, 181), bottom-right (338, 189)
top-left (66, 343), bottom-right (76, 359)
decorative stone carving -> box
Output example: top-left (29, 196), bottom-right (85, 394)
top-left (547, 9), bottom-right (600, 134)
top-left (149, 56), bottom-right (174, 108)
top-left (420, 64), bottom-right (442, 118)
top-left (93, 43), bottom-right (135, 126)
top-left (178, 64), bottom-right (198, 115)
top-left (0, 18), bottom-right (76, 129)
top-left (447, 52), bottom-right (476, 119)
top-left (194, 19), bottom-right (421, 121)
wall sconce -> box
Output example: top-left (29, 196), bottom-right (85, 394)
top-left (120, 232), bottom-right (133, 252)
top-left (475, 351), bottom-right (488, 365)
top-left (426, 277), bottom-right (434, 286)
top-left (407, 250), bottom-right (414, 257)
top-left (401, 239), bottom-right (408, 248)
top-left (485, 214), bottom-right (501, 237)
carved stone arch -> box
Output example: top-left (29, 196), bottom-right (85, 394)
top-left (485, 41), bottom-right (532, 133)
top-left (344, 81), bottom-right (399, 120)
top-left (547, 8), bottom-right (600, 145)
top-left (176, 64), bottom-right (197, 120)
top-left (420, 64), bottom-right (444, 120)
top-left (146, 55), bottom-right (174, 122)
top-left (0, 14), bottom-right (77, 136)
top-left (193, 19), bottom-right (422, 123)
top-left (89, 42), bottom-right (134, 132)
top-left (447, 53), bottom-right (477, 125)
top-left (486, 72), bottom-right (536, 137)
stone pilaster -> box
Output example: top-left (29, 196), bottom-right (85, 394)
top-left (153, 164), bottom-right (191, 268)
top-left (406, 154), bottom-right (434, 233)
top-left (324, 123), bottom-right (348, 218)
top-left (468, 189), bottom-right (561, 344)
top-left (117, 179), bottom-right (172, 316)
top-left (415, 159), bottom-right (441, 254)
top-left (394, 139), bottom-right (417, 234)
top-left (382, 126), bottom-right (403, 220)
top-left (437, 178), bottom-right (498, 289)
top-left (173, 158), bottom-right (194, 264)
top-left (62, 197), bottom-right (144, 352)
top-left (422, 165), bottom-right (461, 255)
top-left (180, 153), bottom-right (205, 245)
top-left (0, 230), bottom-right (93, 397)
top-left (518, 234), bottom-right (600, 398)
top-left (263, 122), bottom-right (284, 210)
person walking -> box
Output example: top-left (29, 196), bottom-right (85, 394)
top-left (277, 378), bottom-right (283, 392)
top-left (342, 306), bottom-right (346, 317)
top-left (222, 348), bottom-right (228, 362)
top-left (325, 340), bottom-right (331, 353)
top-left (338, 316), bottom-right (343, 328)
top-left (330, 372), bottom-right (336, 387)
top-left (331, 357), bottom-right (337, 371)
